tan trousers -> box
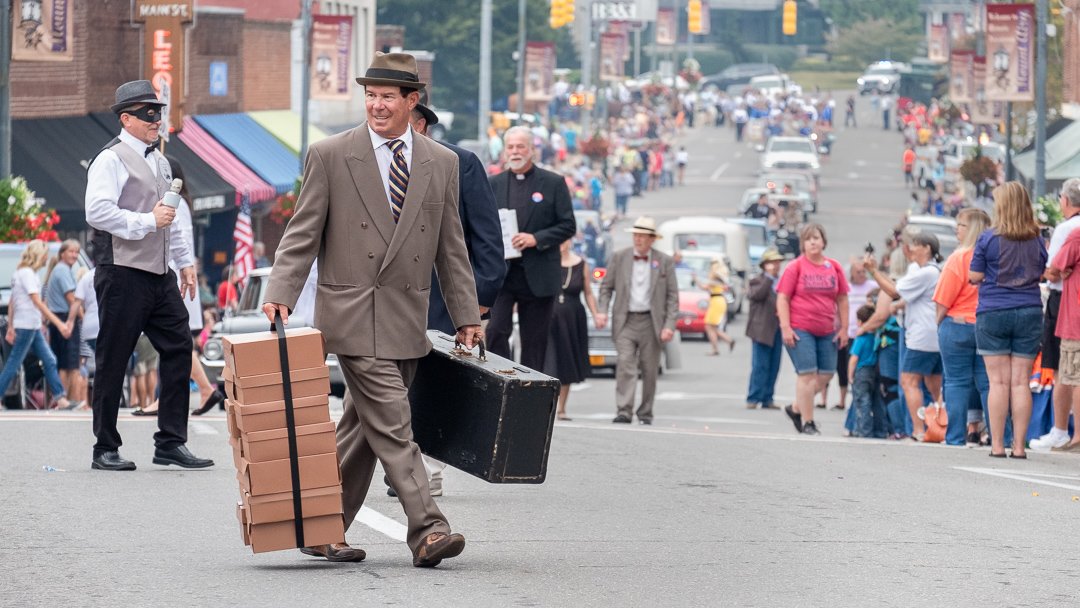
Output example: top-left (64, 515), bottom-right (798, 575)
top-left (614, 312), bottom-right (661, 421)
top-left (336, 355), bottom-right (449, 552)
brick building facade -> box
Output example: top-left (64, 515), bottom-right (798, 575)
top-left (1062, 0), bottom-right (1080, 118)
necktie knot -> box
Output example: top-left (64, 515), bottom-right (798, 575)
top-left (634, 255), bottom-right (648, 262)
top-left (388, 139), bottom-right (404, 155)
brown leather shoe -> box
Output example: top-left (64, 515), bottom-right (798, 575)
top-left (299, 542), bottom-right (366, 562)
top-left (412, 532), bottom-right (465, 568)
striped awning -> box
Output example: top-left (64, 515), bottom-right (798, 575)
top-left (177, 116), bottom-right (277, 206)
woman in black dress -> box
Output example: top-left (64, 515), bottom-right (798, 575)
top-left (545, 239), bottom-right (602, 420)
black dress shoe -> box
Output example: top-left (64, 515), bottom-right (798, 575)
top-left (153, 445), bottom-right (214, 468)
top-left (92, 451), bottom-right (136, 471)
top-left (638, 419), bottom-right (652, 425)
top-left (300, 543), bottom-right (366, 562)
top-left (612, 415), bottom-right (632, 423)
top-left (191, 390), bottom-right (226, 416)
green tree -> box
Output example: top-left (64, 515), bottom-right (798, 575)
top-left (826, 18), bottom-right (922, 66)
top-left (376, 0), bottom-right (579, 141)
top-left (819, 0), bottom-right (921, 30)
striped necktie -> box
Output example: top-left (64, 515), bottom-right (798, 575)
top-left (387, 139), bottom-right (409, 223)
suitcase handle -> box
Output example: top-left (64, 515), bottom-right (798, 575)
top-left (453, 336), bottom-right (487, 362)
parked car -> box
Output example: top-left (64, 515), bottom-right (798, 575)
top-left (674, 267), bottom-right (708, 338)
top-left (199, 267), bottom-right (346, 396)
top-left (857, 61), bottom-right (905, 94)
top-left (760, 136), bottom-right (820, 181)
top-left (700, 63), bottom-right (779, 92)
top-left (573, 209), bottom-right (613, 271)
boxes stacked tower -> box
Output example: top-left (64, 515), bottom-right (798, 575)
top-left (223, 326), bottom-right (345, 554)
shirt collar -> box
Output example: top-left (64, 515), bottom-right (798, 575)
top-left (368, 124), bottom-right (413, 153)
top-left (118, 128), bottom-right (152, 157)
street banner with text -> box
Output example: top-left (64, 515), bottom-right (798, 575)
top-left (968, 55), bottom-right (1004, 124)
top-left (311, 15), bottom-right (353, 101)
top-left (949, 50), bottom-right (973, 103)
top-left (655, 8), bottom-right (676, 45)
top-left (524, 41), bottom-right (556, 102)
top-left (133, 0), bottom-right (195, 139)
top-left (928, 24), bottom-right (948, 63)
top-left (12, 0), bottom-right (73, 62)
top-left (984, 3), bottom-right (1035, 102)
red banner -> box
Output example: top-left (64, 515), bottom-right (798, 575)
top-left (928, 24), bottom-right (948, 63)
top-left (984, 3), bottom-right (1035, 102)
top-left (599, 33), bottom-right (624, 81)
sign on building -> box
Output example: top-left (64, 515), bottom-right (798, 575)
top-left (12, 0), bottom-right (73, 62)
top-left (132, 0), bottom-right (195, 138)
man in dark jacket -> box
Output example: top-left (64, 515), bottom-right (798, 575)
top-left (745, 249), bottom-right (785, 409)
top-left (486, 127), bottom-right (576, 370)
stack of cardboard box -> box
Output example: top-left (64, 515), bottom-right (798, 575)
top-left (223, 328), bottom-right (344, 554)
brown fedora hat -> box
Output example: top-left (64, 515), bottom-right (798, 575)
top-left (355, 51), bottom-right (427, 90)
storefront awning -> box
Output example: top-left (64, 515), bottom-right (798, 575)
top-left (193, 113), bottom-right (300, 194)
top-left (88, 113), bottom-right (237, 214)
top-left (247, 110), bottom-right (329, 156)
top-left (12, 115), bottom-right (116, 231)
top-left (177, 116), bottom-right (278, 206)
top-left (1013, 120), bottom-right (1080, 183)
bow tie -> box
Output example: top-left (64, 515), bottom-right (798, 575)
top-left (145, 143), bottom-right (158, 157)
top-left (633, 255), bottom-right (648, 262)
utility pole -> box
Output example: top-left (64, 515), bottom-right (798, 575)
top-left (581, 4), bottom-right (593, 135)
top-left (299, 0), bottom-right (313, 172)
top-left (516, 0), bottom-right (526, 124)
top-left (0, 0), bottom-right (11, 178)
top-left (1034, 0), bottom-right (1047, 200)
top-left (479, 0), bottom-right (492, 154)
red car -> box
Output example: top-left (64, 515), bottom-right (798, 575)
top-left (674, 267), bottom-right (709, 337)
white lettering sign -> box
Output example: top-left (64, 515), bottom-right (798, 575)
top-left (139, 4), bottom-right (190, 18)
top-left (193, 195), bottom-right (227, 212)
top-left (593, 1), bottom-right (638, 21)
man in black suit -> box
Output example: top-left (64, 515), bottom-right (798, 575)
top-left (486, 126), bottom-right (576, 370)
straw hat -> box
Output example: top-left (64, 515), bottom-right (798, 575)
top-left (625, 216), bottom-right (661, 238)
top-left (759, 248), bottom-right (785, 267)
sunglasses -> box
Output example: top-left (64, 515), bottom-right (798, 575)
top-left (123, 105), bottom-right (163, 123)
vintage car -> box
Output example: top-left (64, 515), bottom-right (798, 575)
top-left (656, 217), bottom-right (750, 318)
top-left (199, 267), bottom-right (346, 396)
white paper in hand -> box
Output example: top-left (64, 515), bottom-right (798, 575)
top-left (500, 208), bottom-right (522, 259)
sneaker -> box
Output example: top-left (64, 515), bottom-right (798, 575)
top-left (966, 432), bottom-right (981, 445)
top-left (802, 421), bottom-right (821, 435)
top-left (1031, 431), bottom-right (1070, 451)
top-left (784, 405), bottom-right (803, 433)
top-left (745, 402), bottom-right (760, 410)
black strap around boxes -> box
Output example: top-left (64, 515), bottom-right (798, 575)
top-left (273, 312), bottom-right (305, 548)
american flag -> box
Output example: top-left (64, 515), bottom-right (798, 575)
top-left (233, 199), bottom-right (255, 287)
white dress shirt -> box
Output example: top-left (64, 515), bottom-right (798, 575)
top-left (368, 124), bottom-right (414, 209)
top-left (85, 128), bottom-right (193, 270)
top-left (629, 251), bottom-right (652, 312)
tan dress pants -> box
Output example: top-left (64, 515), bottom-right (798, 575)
top-left (614, 312), bottom-right (661, 422)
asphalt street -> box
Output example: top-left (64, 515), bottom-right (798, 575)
top-left (4, 98), bottom-right (1080, 607)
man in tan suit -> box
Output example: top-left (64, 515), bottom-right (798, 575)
top-left (262, 53), bottom-right (481, 567)
top-left (596, 217), bottom-right (678, 425)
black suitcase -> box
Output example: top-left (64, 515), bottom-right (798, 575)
top-left (408, 330), bottom-right (559, 483)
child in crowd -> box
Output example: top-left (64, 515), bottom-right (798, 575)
top-left (130, 334), bottom-right (160, 416)
top-left (848, 304), bottom-right (888, 438)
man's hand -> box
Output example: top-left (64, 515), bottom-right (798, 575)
top-left (511, 232), bottom-right (537, 250)
top-left (262, 302), bottom-right (290, 326)
top-left (456, 324), bottom-right (483, 349)
top-left (594, 312), bottom-right (608, 330)
top-left (179, 266), bottom-right (197, 301)
top-left (152, 201), bottom-right (176, 229)
top-left (5, 326), bottom-right (14, 345)
top-left (479, 305), bottom-right (490, 316)
top-left (660, 328), bottom-right (675, 343)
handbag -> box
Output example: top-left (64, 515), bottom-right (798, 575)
top-left (923, 403), bottom-right (948, 443)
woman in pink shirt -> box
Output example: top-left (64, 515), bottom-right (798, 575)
top-left (777, 223), bottom-right (851, 435)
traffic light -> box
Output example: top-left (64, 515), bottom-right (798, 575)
top-left (782, 0), bottom-right (797, 36)
top-left (687, 0), bottom-right (702, 35)
top-left (550, 0), bottom-right (575, 29)
top-left (568, 92), bottom-right (585, 107)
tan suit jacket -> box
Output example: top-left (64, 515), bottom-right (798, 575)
top-left (598, 247), bottom-right (679, 341)
top-left (265, 124), bottom-right (480, 359)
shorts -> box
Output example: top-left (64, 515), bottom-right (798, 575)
top-left (1042, 290), bottom-right (1062, 370)
top-left (133, 335), bottom-right (159, 376)
top-left (1060, 340), bottom-right (1080, 387)
top-left (975, 306), bottom-right (1043, 359)
top-left (784, 329), bottom-right (837, 375)
top-left (902, 348), bottom-right (943, 375)
top-left (48, 318), bottom-right (81, 371)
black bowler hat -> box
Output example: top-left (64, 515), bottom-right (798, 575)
top-left (415, 89), bottom-right (439, 127)
top-left (355, 52), bottom-right (426, 90)
top-left (111, 80), bottom-right (166, 114)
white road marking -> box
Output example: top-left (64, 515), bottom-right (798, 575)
top-left (710, 163), bottom-right (730, 181)
top-left (855, 160), bottom-right (867, 167)
top-left (655, 391), bottom-right (794, 402)
top-left (847, 172), bottom-right (860, 179)
top-left (190, 421), bottom-right (219, 435)
top-left (571, 413), bottom-right (768, 425)
top-left (734, 151), bottom-right (743, 159)
top-left (955, 467), bottom-right (1080, 492)
top-left (355, 506), bottom-right (407, 542)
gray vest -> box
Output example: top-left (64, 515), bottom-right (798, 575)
top-left (103, 141), bottom-right (171, 274)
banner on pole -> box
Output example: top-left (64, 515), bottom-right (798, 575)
top-left (12, 0), bottom-right (73, 62)
top-left (311, 15), bottom-right (353, 101)
top-left (984, 3), bottom-right (1035, 102)
top-left (599, 33), bottom-right (624, 81)
top-left (969, 55), bottom-right (1004, 124)
top-left (133, 0), bottom-right (195, 139)
top-left (928, 24), bottom-right (948, 63)
top-left (524, 41), bottom-right (556, 102)
top-left (949, 50), bottom-right (973, 103)
top-left (655, 8), bottom-right (676, 46)
top-left (949, 13), bottom-right (967, 41)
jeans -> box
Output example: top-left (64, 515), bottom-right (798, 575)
top-left (615, 194), bottom-right (629, 216)
top-left (0, 328), bottom-right (66, 400)
top-left (938, 318), bottom-right (990, 446)
top-left (747, 329), bottom-right (782, 405)
top-left (852, 366), bottom-right (887, 438)
top-left (878, 343), bottom-right (911, 435)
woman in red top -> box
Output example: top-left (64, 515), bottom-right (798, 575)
top-left (217, 265), bottom-right (239, 313)
top-left (777, 223), bottom-right (851, 435)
